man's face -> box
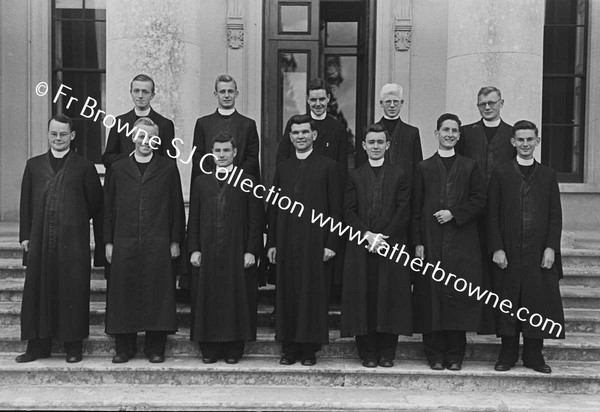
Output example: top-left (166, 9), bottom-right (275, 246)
top-left (307, 89), bottom-right (330, 117)
top-left (290, 122), bottom-right (316, 153)
top-left (477, 91), bottom-right (503, 122)
top-left (48, 120), bottom-right (75, 152)
top-left (435, 119), bottom-right (461, 150)
top-left (362, 131), bottom-right (390, 161)
top-left (212, 141), bottom-right (237, 168)
top-left (511, 129), bottom-right (540, 160)
top-left (130, 80), bottom-right (155, 111)
top-left (215, 81), bottom-right (238, 110)
top-left (133, 125), bottom-right (157, 157)
top-left (379, 93), bottom-right (403, 118)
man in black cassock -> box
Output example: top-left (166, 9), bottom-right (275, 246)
top-left (187, 134), bottom-right (264, 364)
top-left (101, 74), bottom-right (175, 171)
top-left (457, 86), bottom-right (516, 335)
top-left (17, 114), bottom-right (104, 363)
top-left (267, 114), bottom-right (341, 366)
top-left (412, 113), bottom-right (486, 371)
top-left (488, 120), bottom-right (565, 374)
top-left (104, 118), bottom-right (185, 364)
top-left (356, 83), bottom-right (422, 182)
top-left (341, 123), bottom-right (412, 368)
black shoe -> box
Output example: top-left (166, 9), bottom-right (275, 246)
top-left (362, 359), bottom-right (378, 368)
top-left (430, 361), bottom-right (445, 370)
top-left (66, 354), bottom-right (82, 363)
top-left (494, 361), bottom-right (514, 371)
top-left (224, 358), bottom-right (239, 364)
top-left (525, 363), bottom-right (552, 374)
top-left (301, 357), bottom-right (316, 366)
top-left (112, 353), bottom-right (130, 363)
top-left (202, 357), bottom-right (217, 364)
top-left (279, 356), bottom-right (295, 365)
top-left (148, 354), bottom-right (165, 363)
top-left (378, 358), bottom-right (394, 368)
top-left (447, 361), bottom-right (462, 371)
top-left (15, 352), bottom-right (50, 363)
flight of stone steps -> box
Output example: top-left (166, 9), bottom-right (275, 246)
top-left (0, 221), bottom-right (599, 410)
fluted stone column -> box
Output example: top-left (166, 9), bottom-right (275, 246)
top-left (446, 0), bottom-right (545, 142)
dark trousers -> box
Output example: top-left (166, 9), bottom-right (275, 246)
top-left (422, 330), bottom-right (466, 364)
top-left (114, 331), bottom-right (167, 357)
top-left (356, 332), bottom-right (398, 361)
top-left (199, 341), bottom-right (245, 359)
top-left (26, 339), bottom-right (82, 357)
top-left (498, 320), bottom-right (544, 366)
top-left (282, 342), bottom-right (321, 360)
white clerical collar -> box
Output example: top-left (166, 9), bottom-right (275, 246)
top-left (218, 108), bottom-right (236, 116)
top-left (311, 112), bottom-right (327, 121)
top-left (516, 156), bottom-right (534, 166)
top-left (134, 152), bottom-right (153, 163)
top-left (296, 148), bottom-right (313, 159)
top-left (368, 158), bottom-right (385, 167)
top-left (51, 148), bottom-right (70, 158)
top-left (483, 118), bottom-right (501, 127)
top-left (134, 107), bottom-right (151, 117)
top-left (217, 164), bottom-right (234, 173)
top-left (383, 114), bottom-right (400, 120)
top-left (438, 148), bottom-right (455, 158)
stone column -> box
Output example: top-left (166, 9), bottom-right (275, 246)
top-left (446, 0), bottom-right (545, 149)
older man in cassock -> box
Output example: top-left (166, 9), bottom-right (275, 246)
top-left (17, 114), bottom-right (104, 363)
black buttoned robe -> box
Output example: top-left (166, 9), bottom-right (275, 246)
top-left (19, 150), bottom-right (104, 342)
top-left (487, 160), bottom-right (565, 339)
top-left (411, 154), bottom-right (486, 333)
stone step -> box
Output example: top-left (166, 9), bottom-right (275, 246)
top-left (561, 285), bottom-right (600, 309)
top-left (562, 249), bottom-right (600, 269)
top-left (0, 244), bottom-right (22, 260)
top-left (1, 325), bottom-right (599, 362)
top-left (573, 230), bottom-right (600, 250)
top-left (0, 258), bottom-right (106, 280)
top-left (1, 385), bottom-right (599, 411)
top-left (0, 355), bottom-right (598, 394)
top-left (561, 267), bottom-right (600, 287)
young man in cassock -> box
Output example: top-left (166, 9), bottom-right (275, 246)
top-left (488, 120), bottom-right (565, 374)
top-left (104, 117), bottom-right (185, 364)
top-left (412, 113), bottom-right (486, 371)
top-left (267, 114), bottom-right (342, 366)
top-left (341, 123), bottom-right (412, 368)
top-left (102, 74), bottom-right (175, 171)
top-left (187, 134), bottom-right (264, 364)
top-left (456, 86), bottom-right (516, 335)
top-left (17, 114), bottom-right (104, 363)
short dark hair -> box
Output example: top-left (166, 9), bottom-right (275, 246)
top-left (215, 74), bottom-right (237, 91)
top-left (48, 113), bottom-right (73, 132)
top-left (288, 114), bottom-right (315, 131)
top-left (364, 123), bottom-right (390, 141)
top-left (512, 120), bottom-right (538, 137)
top-left (308, 78), bottom-right (330, 95)
top-left (130, 74), bottom-right (155, 93)
top-left (212, 133), bottom-right (237, 149)
top-left (436, 113), bottom-right (461, 130)
top-left (477, 86), bottom-right (502, 100)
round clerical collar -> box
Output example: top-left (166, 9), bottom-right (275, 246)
top-left (383, 115), bottom-right (400, 121)
top-left (218, 108), bottom-right (236, 116)
top-left (134, 107), bottom-right (151, 117)
top-left (217, 164), bottom-right (234, 173)
top-left (296, 148), bottom-right (313, 159)
top-left (483, 118), bottom-right (501, 127)
top-left (134, 153), bottom-right (153, 163)
top-left (516, 156), bottom-right (534, 166)
top-left (51, 148), bottom-right (70, 158)
top-left (368, 158), bottom-right (385, 167)
top-left (311, 112), bottom-right (327, 121)
top-left (438, 149), bottom-right (455, 158)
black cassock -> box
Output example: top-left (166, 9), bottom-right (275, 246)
top-left (487, 160), bottom-right (565, 339)
top-left (187, 172), bottom-right (264, 342)
top-left (19, 150), bottom-right (104, 342)
top-left (411, 154), bottom-right (486, 333)
top-left (341, 162), bottom-right (412, 337)
top-left (104, 155), bottom-right (185, 334)
top-left (267, 152), bottom-right (342, 344)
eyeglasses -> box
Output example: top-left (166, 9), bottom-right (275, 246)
top-left (48, 132), bottom-right (71, 138)
top-left (477, 99), bottom-right (501, 109)
top-left (383, 100), bottom-right (401, 107)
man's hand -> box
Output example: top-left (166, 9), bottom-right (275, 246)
top-left (244, 253), bottom-right (256, 269)
top-left (105, 243), bottom-right (113, 264)
top-left (21, 240), bottom-right (29, 252)
top-left (190, 251), bottom-right (201, 267)
top-left (365, 231), bottom-right (389, 252)
top-left (541, 247), bottom-right (555, 269)
top-left (415, 245), bottom-right (425, 260)
top-left (323, 248), bottom-right (336, 262)
top-left (493, 249), bottom-right (508, 269)
top-left (267, 247), bottom-right (276, 264)
top-left (170, 242), bottom-right (180, 259)
top-left (434, 210), bottom-right (454, 224)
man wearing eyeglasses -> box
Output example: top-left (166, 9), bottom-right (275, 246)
top-left (356, 83), bottom-right (422, 183)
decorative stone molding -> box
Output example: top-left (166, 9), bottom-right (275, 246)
top-left (394, 0), bottom-right (412, 52)
top-left (227, 0), bottom-right (244, 49)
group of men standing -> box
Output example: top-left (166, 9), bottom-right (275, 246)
top-left (16, 73), bottom-right (564, 375)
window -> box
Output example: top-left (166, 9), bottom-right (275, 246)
top-left (52, 0), bottom-right (106, 164)
top-left (542, 0), bottom-right (588, 182)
